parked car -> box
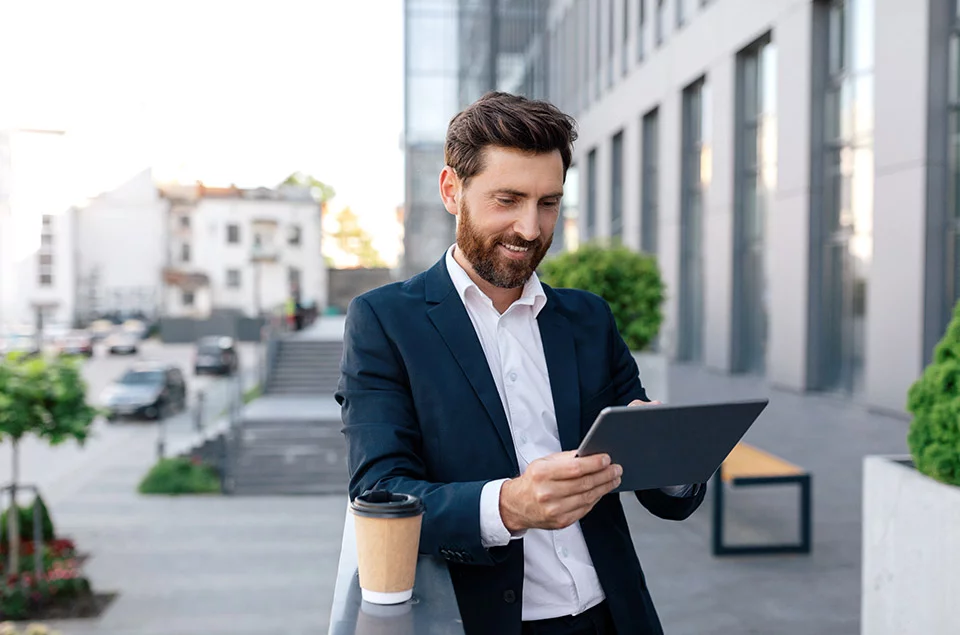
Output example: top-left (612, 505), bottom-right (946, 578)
top-left (0, 332), bottom-right (40, 357)
top-left (194, 336), bottom-right (239, 375)
top-left (57, 330), bottom-right (94, 357)
top-left (105, 331), bottom-right (139, 355)
top-left (88, 319), bottom-right (115, 341)
top-left (122, 319), bottom-right (148, 340)
top-left (100, 362), bottom-right (187, 421)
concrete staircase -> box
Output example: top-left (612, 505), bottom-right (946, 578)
top-left (264, 339), bottom-right (343, 396)
top-left (227, 416), bottom-right (347, 496)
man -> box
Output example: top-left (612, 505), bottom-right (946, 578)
top-left (336, 92), bottom-right (706, 635)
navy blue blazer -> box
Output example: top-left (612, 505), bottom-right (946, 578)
top-left (336, 256), bottom-right (705, 635)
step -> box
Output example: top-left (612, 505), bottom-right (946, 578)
top-left (230, 482), bottom-right (347, 496)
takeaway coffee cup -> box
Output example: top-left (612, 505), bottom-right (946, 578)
top-left (350, 490), bottom-right (425, 605)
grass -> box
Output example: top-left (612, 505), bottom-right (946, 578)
top-left (138, 457), bottom-right (221, 495)
top-left (242, 384), bottom-right (262, 404)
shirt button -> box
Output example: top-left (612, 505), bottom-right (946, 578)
top-left (519, 433), bottom-right (528, 444)
top-left (508, 372), bottom-right (518, 382)
top-left (560, 547), bottom-right (569, 558)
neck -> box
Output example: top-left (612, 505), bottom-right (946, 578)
top-left (453, 246), bottom-right (522, 313)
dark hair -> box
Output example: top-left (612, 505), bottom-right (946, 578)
top-left (444, 92), bottom-right (578, 184)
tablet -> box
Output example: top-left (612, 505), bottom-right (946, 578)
top-left (575, 399), bottom-right (769, 493)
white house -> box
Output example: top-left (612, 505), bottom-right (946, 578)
top-left (159, 182), bottom-right (327, 319)
top-left (75, 168), bottom-right (168, 322)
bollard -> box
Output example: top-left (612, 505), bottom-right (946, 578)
top-left (194, 390), bottom-right (205, 433)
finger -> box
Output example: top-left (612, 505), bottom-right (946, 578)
top-left (629, 399), bottom-right (662, 406)
top-left (554, 464), bottom-right (622, 500)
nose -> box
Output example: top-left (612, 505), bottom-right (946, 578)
top-left (513, 202), bottom-right (541, 242)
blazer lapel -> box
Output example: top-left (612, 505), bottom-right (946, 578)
top-left (425, 258), bottom-right (520, 472)
top-left (537, 295), bottom-right (582, 452)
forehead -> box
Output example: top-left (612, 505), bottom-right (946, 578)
top-left (471, 146), bottom-right (564, 190)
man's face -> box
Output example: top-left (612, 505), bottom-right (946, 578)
top-left (449, 147), bottom-right (563, 289)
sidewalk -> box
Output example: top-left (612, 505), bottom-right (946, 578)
top-left (629, 363), bottom-right (909, 635)
top-left (37, 359), bottom-right (908, 634)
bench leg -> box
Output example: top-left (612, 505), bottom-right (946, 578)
top-left (712, 474), bottom-right (812, 557)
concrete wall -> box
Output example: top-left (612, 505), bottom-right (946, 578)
top-left (159, 311), bottom-right (265, 344)
top-left (327, 268), bottom-right (396, 313)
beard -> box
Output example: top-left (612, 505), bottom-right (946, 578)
top-left (456, 199), bottom-right (553, 289)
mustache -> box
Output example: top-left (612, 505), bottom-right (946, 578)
top-left (497, 235), bottom-right (541, 249)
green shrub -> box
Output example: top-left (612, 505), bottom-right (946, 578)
top-left (242, 384), bottom-right (262, 404)
top-left (0, 496), bottom-right (55, 544)
top-left (138, 458), bottom-right (221, 495)
top-left (538, 241), bottom-right (665, 352)
top-left (907, 300), bottom-right (960, 486)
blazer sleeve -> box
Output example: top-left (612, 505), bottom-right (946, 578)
top-left (336, 295), bottom-right (507, 566)
top-left (601, 301), bottom-right (708, 521)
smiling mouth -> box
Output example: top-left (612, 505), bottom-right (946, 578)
top-left (500, 243), bottom-right (530, 254)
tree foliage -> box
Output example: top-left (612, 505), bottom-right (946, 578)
top-left (330, 206), bottom-right (386, 268)
top-left (280, 171), bottom-right (336, 203)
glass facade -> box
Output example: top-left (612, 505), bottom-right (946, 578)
top-left (948, 1), bottom-right (960, 321)
top-left (585, 148), bottom-right (598, 241)
top-left (641, 108), bottom-right (659, 255)
top-left (818, 0), bottom-right (874, 393)
top-left (402, 0), bottom-right (550, 277)
top-left (679, 77), bottom-right (709, 362)
top-left (610, 130), bottom-right (624, 239)
top-left (733, 35), bottom-right (777, 375)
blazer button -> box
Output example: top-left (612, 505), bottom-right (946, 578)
top-left (503, 590), bottom-right (516, 604)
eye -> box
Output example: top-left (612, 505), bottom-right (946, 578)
top-left (496, 197), bottom-right (515, 207)
top-left (541, 200), bottom-right (560, 209)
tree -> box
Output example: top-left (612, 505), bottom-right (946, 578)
top-left (330, 206), bottom-right (387, 268)
top-left (0, 354), bottom-right (97, 574)
top-left (280, 172), bottom-right (336, 204)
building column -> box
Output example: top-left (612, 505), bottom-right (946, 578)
top-left (865, 0), bottom-right (941, 414)
top-left (767, 2), bottom-right (814, 391)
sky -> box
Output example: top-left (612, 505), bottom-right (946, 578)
top-left (0, 0), bottom-right (405, 263)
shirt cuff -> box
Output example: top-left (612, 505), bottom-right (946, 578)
top-left (660, 483), bottom-right (700, 498)
top-left (480, 478), bottom-right (526, 548)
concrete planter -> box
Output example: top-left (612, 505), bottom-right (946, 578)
top-left (861, 455), bottom-right (960, 635)
top-left (631, 351), bottom-right (668, 404)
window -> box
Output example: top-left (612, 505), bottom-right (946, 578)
top-left (948, 1), bottom-right (960, 332)
top-left (733, 34), bottom-right (777, 375)
top-left (637, 0), bottom-right (646, 61)
top-left (607, 0), bottom-right (615, 88)
top-left (677, 0), bottom-right (686, 27)
top-left (288, 267), bottom-right (302, 293)
top-left (180, 215), bottom-right (190, 229)
top-left (655, 0), bottom-right (665, 46)
top-left (227, 224), bottom-right (240, 244)
top-left (288, 224), bottom-right (302, 246)
top-left (641, 108), bottom-right (660, 254)
top-left (226, 269), bottom-right (241, 289)
top-left (610, 130), bottom-right (624, 239)
top-left (38, 215), bottom-right (54, 287)
top-left (181, 243), bottom-right (191, 263)
top-left (815, 0), bottom-right (874, 393)
top-left (622, 0), bottom-right (630, 74)
top-left (586, 148), bottom-right (598, 240)
top-left (182, 291), bottom-right (195, 307)
top-left (679, 77), bottom-right (710, 363)
top-left (595, 0), bottom-right (603, 98)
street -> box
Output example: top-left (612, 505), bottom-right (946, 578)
top-left (0, 338), bottom-right (261, 505)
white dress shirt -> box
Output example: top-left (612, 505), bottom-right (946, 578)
top-left (444, 245), bottom-right (606, 621)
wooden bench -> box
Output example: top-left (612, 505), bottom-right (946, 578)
top-left (711, 442), bottom-right (812, 556)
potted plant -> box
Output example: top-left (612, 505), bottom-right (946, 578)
top-left (861, 300), bottom-right (960, 634)
top-left (538, 241), bottom-right (668, 401)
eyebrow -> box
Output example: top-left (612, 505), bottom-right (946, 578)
top-left (491, 188), bottom-right (564, 200)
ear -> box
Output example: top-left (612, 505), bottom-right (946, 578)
top-left (439, 166), bottom-right (461, 217)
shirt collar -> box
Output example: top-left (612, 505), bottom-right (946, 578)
top-left (444, 244), bottom-right (547, 316)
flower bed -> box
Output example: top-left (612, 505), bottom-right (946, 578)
top-left (0, 539), bottom-right (111, 621)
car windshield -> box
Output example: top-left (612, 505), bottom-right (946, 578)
top-left (119, 370), bottom-right (164, 386)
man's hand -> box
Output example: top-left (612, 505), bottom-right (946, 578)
top-left (629, 399), bottom-right (662, 406)
top-left (499, 451), bottom-right (622, 532)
